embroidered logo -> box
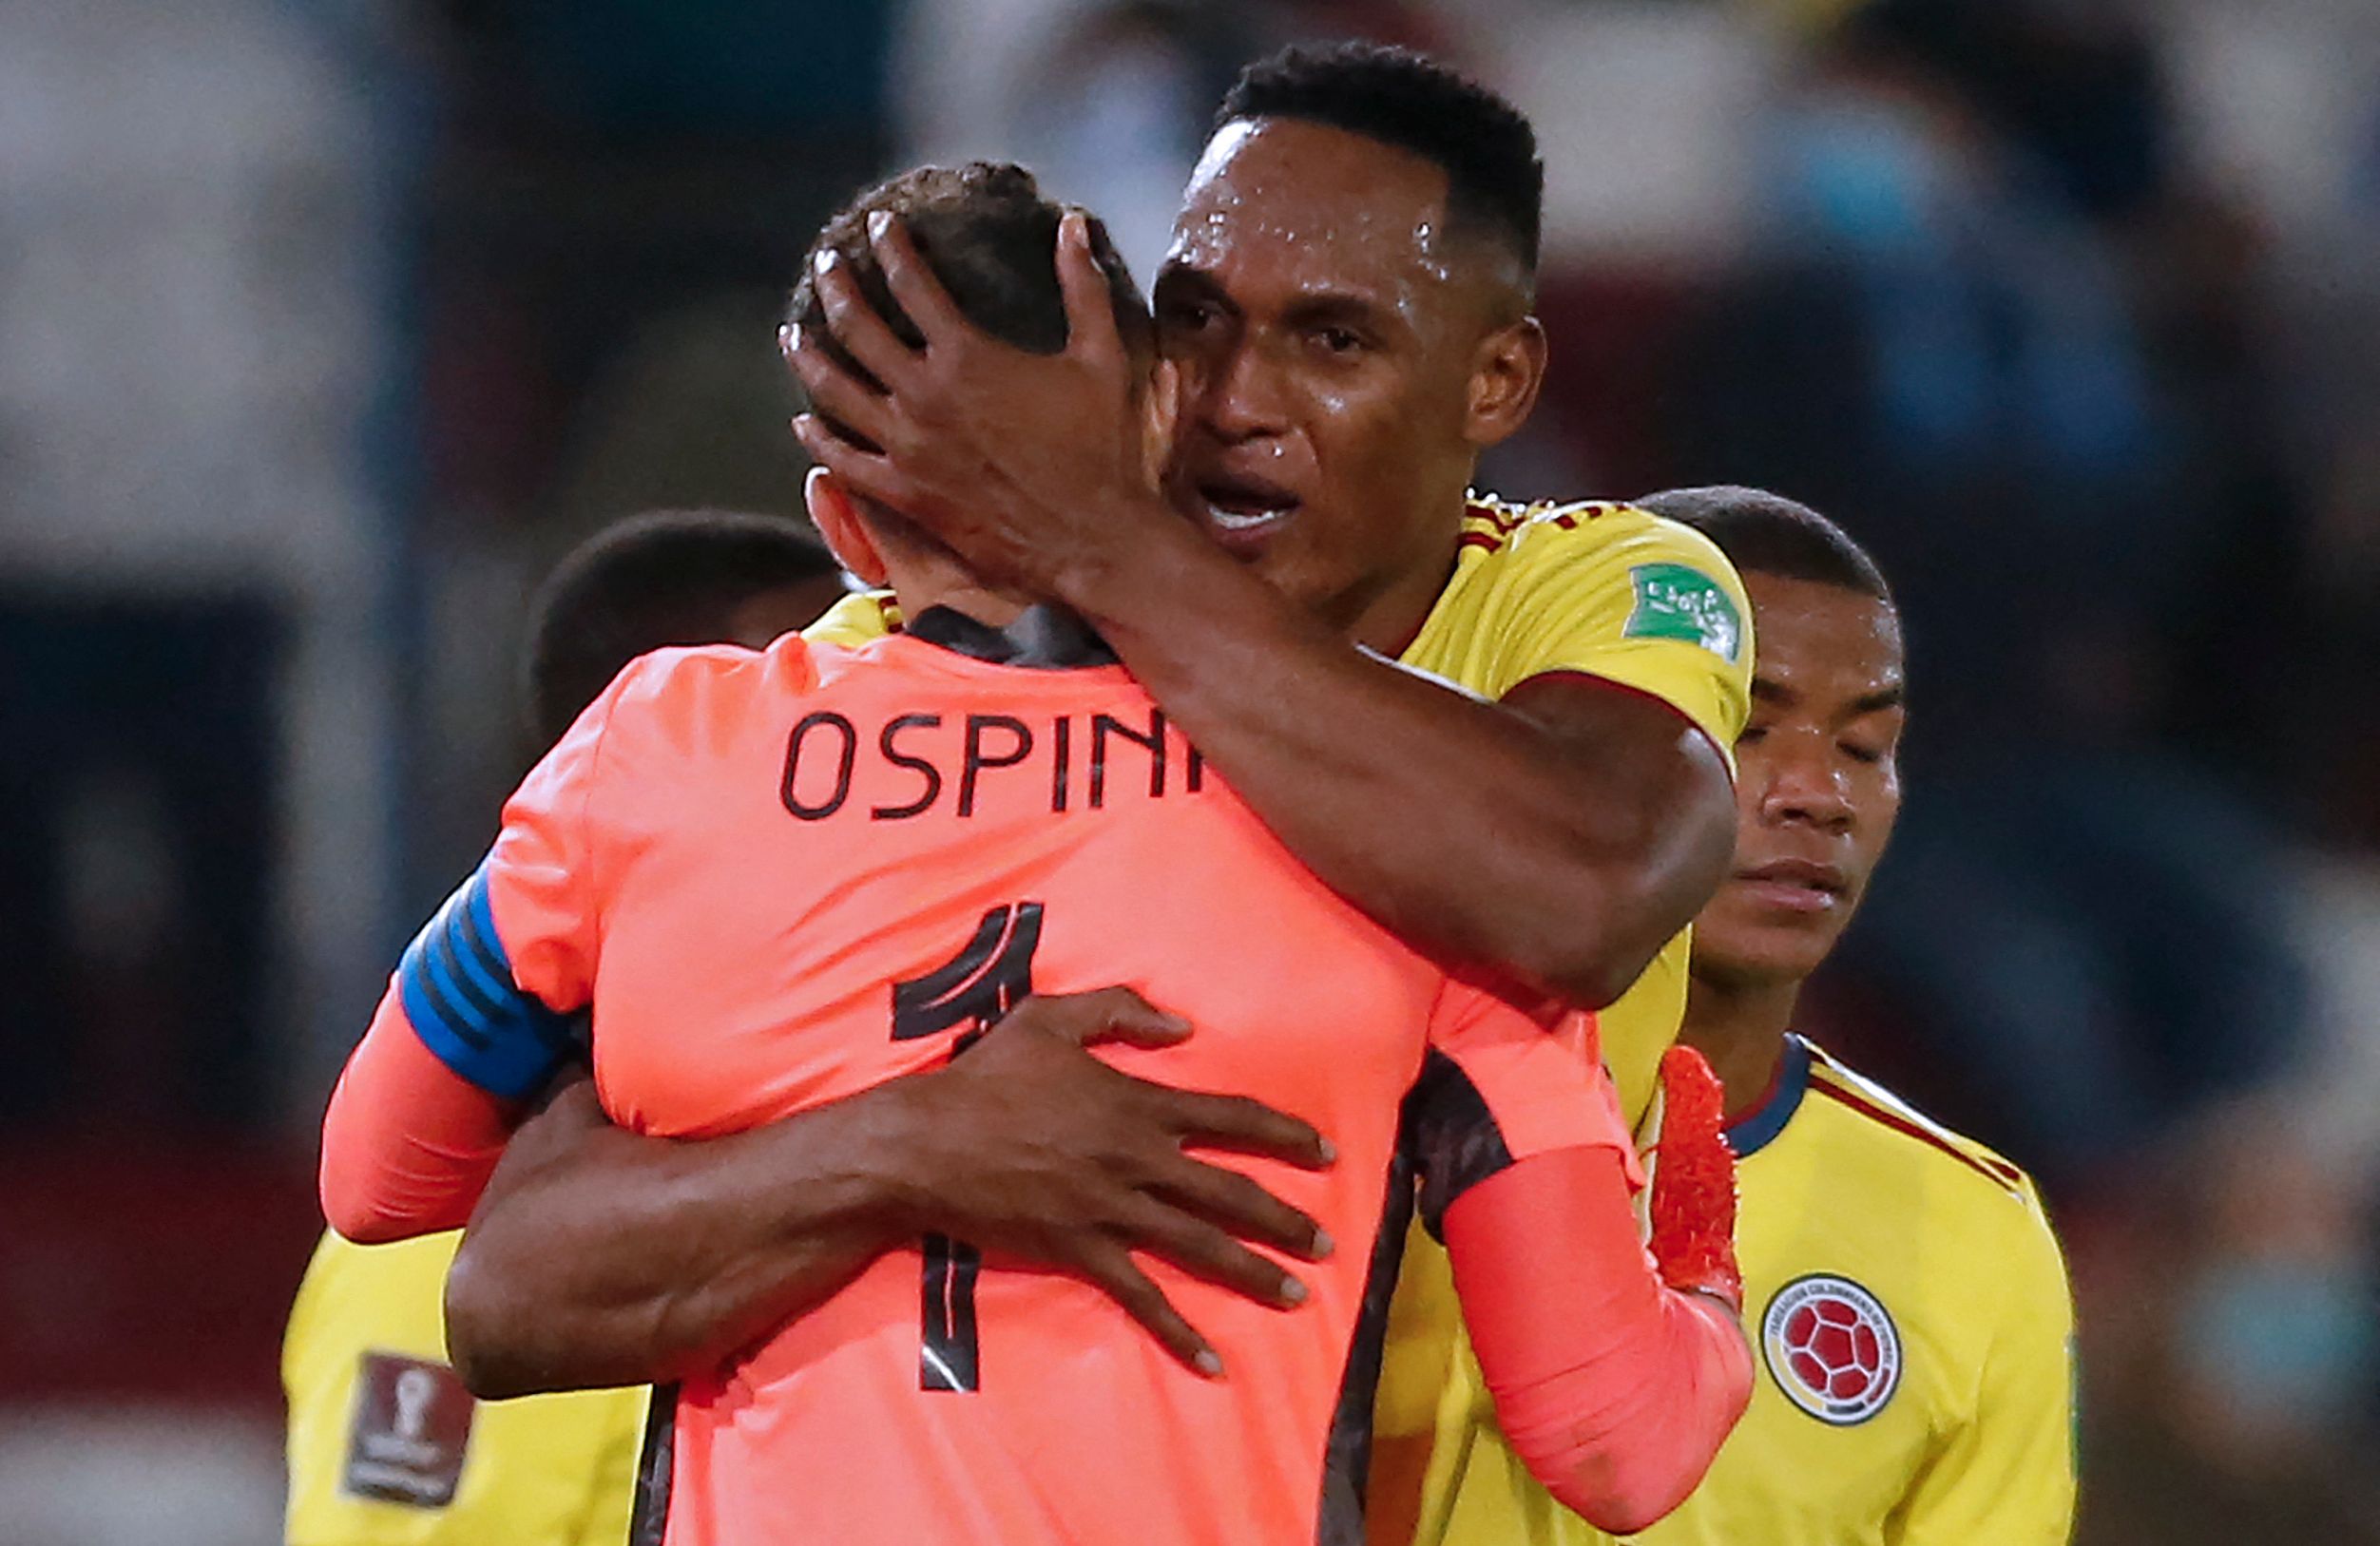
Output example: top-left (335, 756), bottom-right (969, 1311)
top-left (1762, 1274), bottom-right (1902, 1424)
top-left (1623, 563), bottom-right (1743, 662)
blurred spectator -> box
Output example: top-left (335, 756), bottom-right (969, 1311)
top-left (2077, 1111), bottom-right (2380, 1543)
top-left (1673, 0), bottom-right (2317, 1189)
top-left (1009, 3), bottom-right (1261, 283)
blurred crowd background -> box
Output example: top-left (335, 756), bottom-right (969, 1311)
top-left (2, 0), bottom-right (2376, 1539)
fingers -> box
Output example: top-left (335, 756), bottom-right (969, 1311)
top-left (793, 414), bottom-right (920, 513)
top-left (786, 323), bottom-right (897, 453)
top-left (1149, 1153), bottom-right (1334, 1261)
top-left (1122, 1194), bottom-right (1311, 1310)
top-left (1141, 356), bottom-right (1182, 489)
top-left (1056, 211), bottom-right (1127, 370)
top-left (1074, 1240), bottom-right (1223, 1378)
top-left (809, 250), bottom-right (922, 393)
top-left (1160, 1088), bottom-right (1335, 1171)
top-left (868, 212), bottom-right (972, 346)
top-left (1019, 986), bottom-right (1191, 1050)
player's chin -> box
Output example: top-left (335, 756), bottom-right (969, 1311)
top-left (1696, 911), bottom-right (1836, 983)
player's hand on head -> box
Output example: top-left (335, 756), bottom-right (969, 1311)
top-left (894, 986), bottom-right (1336, 1377)
top-left (788, 212), bottom-right (1173, 593)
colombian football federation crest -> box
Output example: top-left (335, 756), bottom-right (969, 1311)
top-left (1762, 1274), bottom-right (1902, 1424)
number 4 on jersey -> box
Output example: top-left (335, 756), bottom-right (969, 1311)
top-left (891, 902), bottom-right (1045, 1392)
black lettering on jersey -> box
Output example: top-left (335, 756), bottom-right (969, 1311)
top-left (891, 902), bottom-right (1044, 1041)
top-left (1049, 715), bottom-right (1071, 813)
top-left (1186, 744), bottom-right (1205, 793)
top-left (873, 714), bottom-right (944, 821)
top-left (891, 902), bottom-right (1046, 1395)
top-left (1089, 710), bottom-right (1165, 809)
top-left (781, 712), bottom-right (856, 821)
top-left (958, 715), bottom-right (1033, 817)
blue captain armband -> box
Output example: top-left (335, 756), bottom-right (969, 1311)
top-left (396, 865), bottom-right (584, 1101)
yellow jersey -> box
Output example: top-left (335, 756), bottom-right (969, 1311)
top-left (281, 1231), bottom-right (649, 1546)
top-left (1400, 1036), bottom-right (2078, 1546)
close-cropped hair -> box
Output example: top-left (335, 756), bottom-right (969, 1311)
top-left (1219, 41), bottom-right (1545, 283)
top-left (1636, 486), bottom-right (1892, 603)
top-left (524, 509), bottom-right (839, 745)
top-left (785, 160), bottom-right (1149, 435)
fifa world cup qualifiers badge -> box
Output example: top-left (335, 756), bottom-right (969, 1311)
top-left (1623, 563), bottom-right (1744, 663)
top-left (1762, 1275), bottom-right (1902, 1425)
top-left (343, 1353), bottom-right (476, 1506)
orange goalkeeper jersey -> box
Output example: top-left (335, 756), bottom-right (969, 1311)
top-left (399, 606), bottom-right (1626, 1546)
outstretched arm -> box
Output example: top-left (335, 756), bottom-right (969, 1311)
top-left (443, 989), bottom-right (1337, 1399)
top-left (789, 216), bottom-right (1737, 1006)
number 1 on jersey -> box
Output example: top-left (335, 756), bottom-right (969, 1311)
top-left (891, 902), bottom-right (1045, 1392)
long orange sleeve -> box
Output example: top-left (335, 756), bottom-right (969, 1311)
top-left (1442, 1144), bottom-right (1753, 1535)
top-left (319, 986), bottom-right (520, 1243)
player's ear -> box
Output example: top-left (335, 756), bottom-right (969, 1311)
top-left (805, 467), bottom-right (890, 587)
top-left (1463, 314), bottom-right (1547, 451)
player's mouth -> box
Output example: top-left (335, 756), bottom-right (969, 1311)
top-left (1732, 857), bottom-right (1847, 916)
top-left (1192, 476), bottom-right (1301, 557)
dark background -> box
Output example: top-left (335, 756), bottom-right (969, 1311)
top-left (2, 0), bottom-right (2375, 1536)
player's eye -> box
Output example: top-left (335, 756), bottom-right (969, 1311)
top-left (1159, 297), bottom-right (1220, 333)
top-left (1839, 740), bottom-right (1884, 765)
top-left (1737, 724), bottom-right (1771, 748)
top-left (1311, 325), bottom-right (1364, 356)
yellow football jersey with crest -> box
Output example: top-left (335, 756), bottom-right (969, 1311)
top-left (282, 1231), bottom-right (649, 1546)
top-left (1394, 1036), bottom-right (2077, 1546)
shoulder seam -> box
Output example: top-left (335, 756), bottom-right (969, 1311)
top-left (1804, 1062), bottom-right (2030, 1198)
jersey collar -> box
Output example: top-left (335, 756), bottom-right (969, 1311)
top-left (1722, 1034), bottom-right (1812, 1159)
top-left (905, 604), bottom-right (1119, 670)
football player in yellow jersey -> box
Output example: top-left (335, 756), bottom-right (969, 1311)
top-left (1383, 487), bottom-right (2076, 1546)
top-left (429, 41), bottom-right (1756, 1414)
top-left (283, 511), bottom-right (846, 1546)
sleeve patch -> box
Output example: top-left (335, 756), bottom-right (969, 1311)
top-left (1623, 563), bottom-right (1744, 662)
top-left (341, 1353), bottom-right (474, 1507)
top-left (396, 865), bottom-right (582, 1101)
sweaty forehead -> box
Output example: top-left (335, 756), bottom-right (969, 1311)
top-left (1747, 576), bottom-right (1904, 694)
top-left (1168, 118), bottom-right (1461, 295)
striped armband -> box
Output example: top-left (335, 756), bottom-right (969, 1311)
top-left (396, 865), bottom-right (584, 1101)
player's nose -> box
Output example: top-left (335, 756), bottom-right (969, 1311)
top-left (1761, 754), bottom-right (1854, 832)
top-left (1195, 338), bottom-right (1295, 444)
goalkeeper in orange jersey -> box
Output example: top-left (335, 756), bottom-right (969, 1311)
top-left (1385, 487), bottom-right (2076, 1546)
top-left (282, 510), bottom-right (847, 1546)
top-left (349, 40), bottom-right (1755, 1419)
top-left (320, 162), bottom-right (1752, 1544)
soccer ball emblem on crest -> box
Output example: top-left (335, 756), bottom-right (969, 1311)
top-left (1761, 1274), bottom-right (1901, 1424)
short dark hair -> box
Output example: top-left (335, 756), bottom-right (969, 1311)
top-left (785, 162), bottom-right (1149, 440)
top-left (524, 510), bottom-right (840, 744)
top-left (1218, 42), bottom-right (1544, 283)
top-left (1635, 486), bottom-right (1892, 602)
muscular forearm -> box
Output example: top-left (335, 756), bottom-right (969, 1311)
top-left (1445, 1146), bottom-right (1753, 1534)
top-left (443, 1081), bottom-right (919, 1399)
top-left (1063, 522), bottom-right (1733, 1005)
